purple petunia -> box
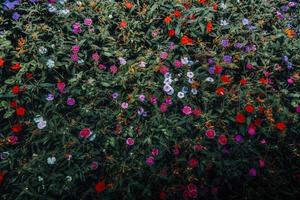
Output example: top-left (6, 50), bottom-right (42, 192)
top-left (12, 12), bottom-right (20, 21)
top-left (223, 55), bottom-right (232, 63)
top-left (3, 0), bottom-right (21, 10)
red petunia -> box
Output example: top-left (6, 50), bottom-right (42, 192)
top-left (235, 113), bottom-right (246, 123)
top-left (218, 135), bottom-right (228, 145)
top-left (240, 78), bottom-right (247, 85)
top-left (95, 181), bottom-right (106, 193)
top-left (168, 29), bottom-right (175, 37)
top-left (220, 75), bottom-right (232, 83)
top-left (206, 22), bottom-right (213, 33)
top-left (0, 58), bottom-right (5, 67)
top-left (125, 1), bottom-right (133, 9)
top-left (192, 108), bottom-right (202, 117)
top-left (11, 85), bottom-right (20, 95)
top-left (10, 63), bottom-right (21, 71)
top-left (159, 191), bottom-right (167, 200)
top-left (16, 107), bottom-right (26, 117)
top-left (275, 122), bottom-right (286, 132)
top-left (245, 104), bottom-right (255, 113)
top-left (173, 10), bottom-right (182, 18)
top-left (259, 77), bottom-right (268, 85)
top-left (216, 87), bottom-right (225, 96)
top-left (26, 72), bottom-right (33, 79)
top-left (10, 100), bottom-right (18, 108)
top-left (11, 123), bottom-right (23, 133)
top-left (0, 171), bottom-right (5, 185)
top-left (164, 16), bottom-right (172, 23)
top-left (180, 35), bottom-right (193, 45)
top-left (214, 65), bottom-right (223, 74)
top-left (213, 3), bottom-right (218, 11)
top-left (198, 0), bottom-right (206, 4)
top-left (120, 20), bottom-right (127, 28)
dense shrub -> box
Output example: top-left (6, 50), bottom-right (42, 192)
top-left (0, 0), bottom-right (300, 199)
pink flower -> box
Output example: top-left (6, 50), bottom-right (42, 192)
top-left (159, 65), bottom-right (169, 75)
top-left (151, 148), bottom-right (159, 156)
top-left (91, 161), bottom-right (99, 170)
top-left (71, 54), bottom-right (79, 62)
top-left (160, 52), bottom-right (168, 60)
top-left (205, 129), bottom-right (216, 139)
top-left (188, 159), bottom-right (199, 168)
top-left (98, 64), bottom-right (106, 70)
top-left (165, 96), bottom-right (172, 105)
top-left (92, 52), bottom-right (100, 62)
top-left (72, 22), bottom-right (82, 34)
top-left (259, 159), bottom-right (265, 168)
top-left (296, 105), bottom-right (300, 113)
top-left (160, 103), bottom-right (168, 113)
top-left (84, 18), bottom-right (93, 26)
top-left (249, 168), bottom-right (257, 177)
top-left (79, 128), bottom-right (92, 138)
top-left (110, 65), bottom-right (118, 74)
top-left (194, 144), bottom-right (203, 152)
top-left (218, 134), bottom-right (228, 145)
top-left (146, 156), bottom-right (155, 166)
top-left (67, 97), bottom-right (76, 106)
top-left (174, 60), bottom-right (183, 68)
top-left (71, 45), bottom-right (80, 54)
top-left (150, 96), bottom-right (157, 104)
top-left (182, 106), bottom-right (192, 115)
top-left (7, 136), bottom-right (18, 145)
top-left (57, 82), bottom-right (66, 94)
top-left (121, 102), bottom-right (128, 109)
top-left (126, 138), bottom-right (135, 146)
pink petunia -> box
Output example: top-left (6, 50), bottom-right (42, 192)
top-left (182, 106), bottom-right (192, 115)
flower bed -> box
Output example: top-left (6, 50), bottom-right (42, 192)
top-left (0, 0), bottom-right (300, 199)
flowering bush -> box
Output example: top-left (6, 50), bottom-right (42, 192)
top-left (0, 0), bottom-right (300, 199)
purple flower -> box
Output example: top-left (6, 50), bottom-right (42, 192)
top-left (121, 102), bottom-right (128, 109)
top-left (235, 135), bottom-right (244, 142)
top-left (221, 39), bottom-right (229, 47)
top-left (112, 92), bottom-right (119, 99)
top-left (46, 94), bottom-right (55, 101)
top-left (138, 95), bottom-right (145, 102)
top-left (242, 18), bottom-right (249, 25)
top-left (72, 22), bottom-right (82, 34)
top-left (208, 66), bottom-right (215, 74)
top-left (67, 97), bottom-right (76, 106)
top-left (137, 107), bottom-right (145, 115)
top-left (234, 42), bottom-right (243, 49)
top-left (84, 18), bottom-right (93, 26)
top-left (223, 55), bottom-right (232, 63)
top-left (296, 105), bottom-right (300, 113)
top-left (249, 168), bottom-right (257, 177)
top-left (12, 12), bottom-right (21, 21)
top-left (3, 0), bottom-right (21, 10)
top-left (208, 58), bottom-right (215, 65)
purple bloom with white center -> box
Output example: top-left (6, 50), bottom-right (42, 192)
top-left (139, 95), bottom-right (145, 102)
top-left (46, 94), bottom-right (55, 101)
top-left (221, 39), bottom-right (229, 47)
top-left (112, 92), bottom-right (119, 99)
top-left (67, 97), bottom-right (76, 106)
top-left (138, 107), bottom-right (145, 115)
top-left (223, 55), bottom-right (232, 63)
top-left (12, 12), bottom-right (21, 21)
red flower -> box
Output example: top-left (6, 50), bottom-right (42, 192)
top-left (16, 107), bottom-right (26, 117)
top-left (216, 87), bottom-right (225, 96)
top-left (0, 171), bottom-right (5, 185)
top-left (254, 118), bottom-right (262, 126)
top-left (235, 113), bottom-right (246, 123)
top-left (159, 65), bottom-right (169, 75)
top-left (259, 77), bottom-right (268, 85)
top-left (220, 75), bottom-right (231, 83)
top-left (240, 78), bottom-right (247, 85)
top-left (0, 58), bottom-right (5, 67)
top-left (275, 122), bottom-right (286, 132)
top-left (188, 159), bottom-right (199, 168)
top-left (214, 65), bottom-right (223, 74)
top-left (11, 123), bottom-right (23, 133)
top-left (218, 135), bottom-right (228, 145)
top-left (10, 100), bottom-right (18, 108)
top-left (10, 63), bottom-right (21, 71)
top-left (168, 29), bottom-right (175, 37)
top-left (26, 72), bottom-right (33, 79)
top-left (213, 3), bottom-right (218, 11)
top-left (125, 1), bottom-right (133, 9)
top-left (258, 106), bottom-right (265, 113)
top-left (245, 104), bottom-right (255, 113)
top-left (95, 181), bottom-right (106, 193)
top-left (206, 22), bottom-right (213, 33)
top-left (11, 85), bottom-right (20, 94)
top-left (164, 16), bottom-right (172, 23)
top-left (198, 0), bottom-right (206, 4)
top-left (120, 20), bottom-right (127, 28)
top-left (173, 10), bottom-right (182, 18)
top-left (180, 35), bottom-right (193, 45)
top-left (192, 108), bottom-right (202, 117)
top-left (159, 191), bottom-right (167, 199)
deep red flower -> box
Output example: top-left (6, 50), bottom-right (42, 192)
top-left (188, 159), bottom-right (199, 168)
top-left (95, 181), bottom-right (106, 193)
top-left (125, 1), bottom-right (133, 9)
top-left (214, 65), bottom-right (223, 74)
top-left (10, 100), bottom-right (18, 108)
top-left (235, 113), bottom-right (246, 123)
top-left (240, 78), bottom-right (247, 85)
top-left (245, 104), bottom-right (255, 113)
top-left (220, 75), bottom-right (231, 83)
top-left (198, 0), bottom-right (206, 4)
top-left (11, 85), bottom-right (20, 94)
top-left (206, 22), bottom-right (213, 33)
top-left (275, 122), bottom-right (286, 132)
top-left (0, 171), bottom-right (5, 185)
top-left (16, 107), bottom-right (26, 117)
top-left (218, 135), bottom-right (228, 145)
top-left (213, 3), bottom-right (218, 11)
top-left (254, 118), bottom-right (262, 126)
top-left (26, 72), bottom-right (33, 79)
top-left (258, 106), bottom-right (265, 113)
top-left (159, 191), bottom-right (167, 199)
top-left (11, 123), bottom-right (23, 133)
top-left (192, 108), bottom-right (202, 117)
top-left (216, 87), bottom-right (225, 96)
top-left (181, 35), bottom-right (193, 45)
top-left (10, 63), bottom-right (21, 71)
top-left (0, 58), bottom-right (5, 67)
top-left (168, 29), bottom-right (175, 37)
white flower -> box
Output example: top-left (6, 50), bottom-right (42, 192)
top-left (181, 57), bottom-right (189, 65)
top-left (47, 157), bottom-right (56, 165)
top-left (38, 176), bottom-right (44, 182)
top-left (38, 46), bottom-right (47, 54)
top-left (66, 176), bottom-right (72, 182)
top-left (46, 59), bottom-right (55, 68)
top-left (205, 77), bottom-right (214, 82)
top-left (34, 115), bottom-right (44, 123)
top-left (220, 19), bottom-right (229, 26)
top-left (78, 59), bottom-right (84, 64)
top-left (163, 84), bottom-right (173, 92)
top-left (188, 78), bottom-right (193, 84)
top-left (139, 61), bottom-right (146, 68)
top-left (187, 71), bottom-right (194, 78)
top-left (118, 57), bottom-right (127, 65)
top-left (220, 2), bottom-right (227, 9)
top-left (108, 14), bottom-right (113, 19)
top-left (164, 72), bottom-right (172, 79)
top-left (89, 134), bottom-right (96, 141)
top-left (37, 120), bottom-right (47, 129)
top-left (166, 88), bottom-right (174, 95)
top-left (177, 92), bottom-right (185, 99)
top-left (191, 89), bottom-right (198, 95)
top-left (164, 78), bottom-right (173, 85)
top-left (48, 5), bottom-right (57, 13)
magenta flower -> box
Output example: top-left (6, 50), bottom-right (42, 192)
top-left (205, 129), bottom-right (216, 139)
top-left (151, 148), bottom-right (159, 156)
top-left (57, 82), bottom-right (66, 94)
top-left (121, 102), bottom-right (128, 109)
top-left (126, 138), bottom-right (135, 146)
top-left (160, 103), bottom-right (168, 113)
top-left (259, 159), bottom-right (265, 168)
top-left (72, 22), bottom-right (82, 34)
top-left (160, 52), bottom-right (168, 59)
top-left (84, 18), bottom-right (93, 26)
top-left (182, 106), bottom-right (192, 115)
top-left (79, 128), bottom-right (92, 138)
top-left (92, 52), bottom-right (100, 62)
top-left (67, 97), bottom-right (75, 106)
top-left (98, 64), bottom-right (106, 70)
top-left (146, 156), bottom-right (155, 166)
top-left (110, 65), bottom-right (118, 74)
top-left (296, 105), bottom-right (300, 113)
top-left (174, 60), bottom-right (183, 68)
top-left (71, 45), bottom-right (80, 54)
top-left (71, 54), bottom-right (79, 62)
top-left (90, 161), bottom-right (99, 170)
top-left (138, 95), bottom-right (145, 102)
top-left (150, 96), bottom-right (157, 104)
top-left (249, 168), bottom-right (257, 177)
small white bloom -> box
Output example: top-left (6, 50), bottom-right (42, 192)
top-left (191, 89), bottom-right (198, 95)
top-left (177, 92), bottom-right (185, 99)
top-left (38, 46), bottom-right (47, 54)
top-left (108, 14), bottom-right (113, 19)
top-left (118, 57), bottom-right (127, 65)
top-left (166, 88), bottom-right (174, 95)
top-left (48, 5), bottom-right (57, 13)
top-left (164, 72), bottom-right (172, 79)
top-left (164, 78), bottom-right (173, 85)
top-left (78, 59), bottom-right (84, 64)
top-left (38, 176), bottom-right (44, 182)
top-left (47, 156), bottom-right (56, 165)
top-left (220, 19), bottom-right (229, 26)
top-left (205, 77), bottom-right (214, 82)
top-left (37, 120), bottom-right (47, 129)
top-left (181, 57), bottom-right (189, 65)
top-left (163, 84), bottom-right (172, 92)
top-left (66, 176), bottom-right (72, 182)
top-left (46, 59), bottom-right (55, 68)
top-left (76, 1), bottom-right (82, 6)
top-left (89, 134), bottom-right (96, 141)
top-left (187, 71), bottom-right (194, 78)
top-left (139, 61), bottom-right (146, 68)
top-left (188, 78), bottom-right (193, 84)
top-left (34, 115), bottom-right (44, 123)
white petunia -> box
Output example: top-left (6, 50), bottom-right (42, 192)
top-left (47, 157), bottom-right (56, 165)
top-left (187, 71), bottom-right (194, 78)
top-left (177, 92), bottom-right (185, 99)
top-left (46, 59), bottom-right (55, 68)
top-left (37, 120), bottom-right (47, 129)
